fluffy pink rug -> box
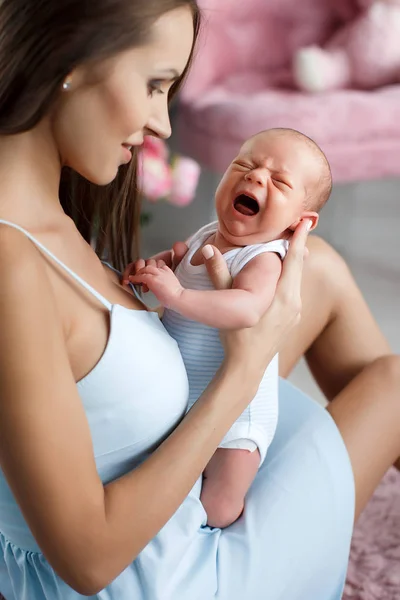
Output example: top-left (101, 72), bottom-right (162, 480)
top-left (343, 467), bottom-right (400, 600)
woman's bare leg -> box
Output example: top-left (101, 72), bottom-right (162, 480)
top-left (328, 355), bottom-right (400, 520)
top-left (279, 236), bottom-right (400, 520)
top-left (279, 235), bottom-right (390, 400)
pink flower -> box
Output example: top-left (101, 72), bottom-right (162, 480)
top-left (143, 136), bottom-right (169, 162)
top-left (170, 157), bottom-right (201, 206)
top-left (138, 136), bottom-right (200, 206)
top-left (138, 152), bottom-right (172, 202)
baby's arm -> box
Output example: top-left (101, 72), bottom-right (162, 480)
top-left (129, 252), bottom-right (283, 329)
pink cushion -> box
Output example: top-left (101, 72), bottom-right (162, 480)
top-left (181, 0), bottom-right (338, 103)
top-left (178, 0), bottom-right (400, 182)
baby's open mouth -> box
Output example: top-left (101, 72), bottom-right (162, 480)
top-left (234, 194), bottom-right (260, 216)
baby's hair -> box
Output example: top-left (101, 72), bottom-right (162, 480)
top-left (251, 128), bottom-right (333, 213)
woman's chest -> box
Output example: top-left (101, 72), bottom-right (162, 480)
top-left (47, 243), bottom-right (190, 472)
top-left (78, 306), bottom-right (189, 481)
top-left (51, 252), bottom-right (145, 381)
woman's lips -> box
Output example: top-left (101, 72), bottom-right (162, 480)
top-left (121, 144), bottom-right (132, 163)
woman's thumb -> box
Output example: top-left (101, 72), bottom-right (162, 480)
top-left (172, 241), bottom-right (188, 269)
top-left (202, 245), bottom-right (232, 290)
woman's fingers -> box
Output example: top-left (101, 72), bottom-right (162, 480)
top-left (269, 219), bottom-right (311, 328)
top-left (172, 242), bottom-right (188, 269)
top-left (277, 220), bottom-right (311, 296)
top-left (221, 220), bottom-right (312, 371)
top-left (202, 245), bottom-right (232, 291)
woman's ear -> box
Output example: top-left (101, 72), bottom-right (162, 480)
top-left (289, 211), bottom-right (319, 232)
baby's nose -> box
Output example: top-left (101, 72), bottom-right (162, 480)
top-left (245, 169), bottom-right (267, 186)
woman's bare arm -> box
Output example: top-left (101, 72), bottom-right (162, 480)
top-left (0, 228), bottom-right (270, 595)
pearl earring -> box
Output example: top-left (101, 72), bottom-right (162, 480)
top-left (62, 78), bottom-right (72, 91)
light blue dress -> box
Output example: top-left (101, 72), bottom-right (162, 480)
top-left (0, 220), bottom-right (355, 600)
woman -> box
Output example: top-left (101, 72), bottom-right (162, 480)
top-left (0, 1), bottom-right (399, 599)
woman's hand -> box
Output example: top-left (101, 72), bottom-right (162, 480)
top-left (202, 220), bottom-right (311, 375)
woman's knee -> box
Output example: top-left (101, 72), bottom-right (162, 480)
top-left (300, 235), bottom-right (352, 328)
top-left (368, 354), bottom-right (400, 386)
top-left (361, 355), bottom-right (400, 418)
top-left (371, 355), bottom-right (400, 471)
top-left (305, 235), bottom-right (388, 342)
top-left (305, 235), bottom-right (351, 287)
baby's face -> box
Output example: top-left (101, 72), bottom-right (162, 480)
top-left (215, 131), bottom-right (319, 246)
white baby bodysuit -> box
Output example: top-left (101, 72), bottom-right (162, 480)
top-left (162, 222), bottom-right (288, 464)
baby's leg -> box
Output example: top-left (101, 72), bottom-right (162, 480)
top-left (200, 448), bottom-right (260, 529)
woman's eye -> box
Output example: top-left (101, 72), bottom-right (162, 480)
top-left (147, 80), bottom-right (165, 97)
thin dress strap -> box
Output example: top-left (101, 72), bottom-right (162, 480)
top-left (102, 260), bottom-right (145, 305)
top-left (0, 219), bottom-right (112, 311)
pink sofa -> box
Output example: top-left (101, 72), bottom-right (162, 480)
top-left (177, 0), bottom-right (400, 182)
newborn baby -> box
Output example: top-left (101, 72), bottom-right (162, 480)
top-left (127, 128), bottom-right (332, 529)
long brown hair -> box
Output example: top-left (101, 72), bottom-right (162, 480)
top-left (0, 0), bottom-right (200, 270)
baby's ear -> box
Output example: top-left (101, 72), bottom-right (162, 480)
top-left (289, 211), bottom-right (319, 232)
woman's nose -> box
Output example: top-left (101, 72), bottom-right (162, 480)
top-left (146, 101), bottom-right (172, 140)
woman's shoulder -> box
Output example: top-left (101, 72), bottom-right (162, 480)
top-left (0, 222), bottom-right (52, 307)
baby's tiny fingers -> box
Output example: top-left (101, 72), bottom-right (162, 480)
top-left (134, 265), bottom-right (160, 277)
top-left (123, 259), bottom-right (144, 285)
top-left (157, 259), bottom-right (166, 268)
top-left (135, 258), bottom-right (145, 272)
top-left (122, 268), bottom-right (131, 286)
top-left (128, 273), bottom-right (153, 286)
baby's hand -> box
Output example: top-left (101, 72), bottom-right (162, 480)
top-left (128, 265), bottom-right (184, 308)
top-left (122, 242), bottom-right (188, 292)
top-left (122, 258), bottom-right (167, 293)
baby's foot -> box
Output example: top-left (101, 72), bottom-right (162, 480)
top-left (201, 486), bottom-right (244, 529)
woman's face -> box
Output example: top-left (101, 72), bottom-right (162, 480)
top-left (51, 6), bottom-right (194, 185)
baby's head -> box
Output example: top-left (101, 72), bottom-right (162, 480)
top-left (215, 127), bottom-right (332, 246)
